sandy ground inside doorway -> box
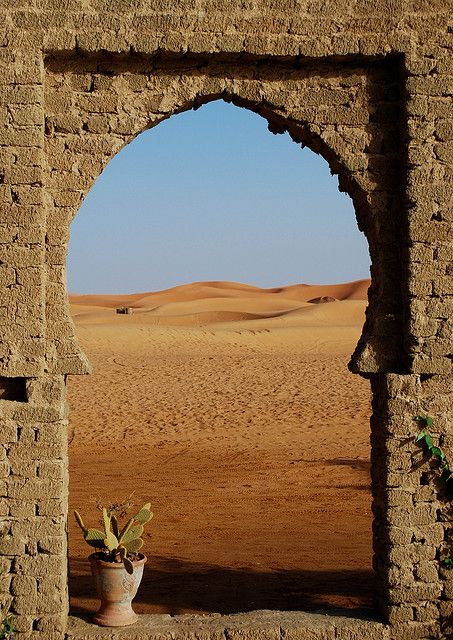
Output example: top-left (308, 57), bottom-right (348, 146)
top-left (68, 280), bottom-right (374, 616)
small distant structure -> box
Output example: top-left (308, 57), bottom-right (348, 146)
top-left (116, 307), bottom-right (133, 315)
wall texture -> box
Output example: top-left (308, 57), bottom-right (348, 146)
top-left (0, 1), bottom-right (452, 639)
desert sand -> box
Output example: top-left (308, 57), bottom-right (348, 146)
top-left (68, 279), bottom-right (374, 617)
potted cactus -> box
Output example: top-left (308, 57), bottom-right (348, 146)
top-left (74, 498), bottom-right (153, 627)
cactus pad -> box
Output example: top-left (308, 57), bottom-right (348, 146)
top-left (121, 524), bottom-right (144, 545)
top-left (111, 515), bottom-right (119, 538)
top-left (104, 531), bottom-right (119, 552)
top-left (119, 517), bottom-right (135, 540)
top-left (102, 507), bottom-right (110, 534)
top-left (74, 510), bottom-right (87, 533)
top-left (123, 557), bottom-right (134, 575)
top-left (135, 505), bottom-right (153, 524)
top-left (124, 538), bottom-right (144, 553)
top-left (84, 528), bottom-right (105, 548)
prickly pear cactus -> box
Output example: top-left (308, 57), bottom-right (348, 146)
top-left (74, 501), bottom-right (153, 574)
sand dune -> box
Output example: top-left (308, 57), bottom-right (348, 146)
top-left (68, 278), bottom-right (373, 616)
top-left (70, 278), bottom-right (370, 308)
top-left (69, 278), bottom-right (370, 327)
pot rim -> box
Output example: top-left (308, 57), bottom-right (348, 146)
top-left (89, 552), bottom-right (147, 568)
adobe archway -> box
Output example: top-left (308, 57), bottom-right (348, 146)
top-left (0, 5), bottom-right (450, 638)
top-left (42, 53), bottom-right (427, 635)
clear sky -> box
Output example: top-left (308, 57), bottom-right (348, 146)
top-left (67, 100), bottom-right (370, 294)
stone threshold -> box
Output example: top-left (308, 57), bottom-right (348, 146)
top-left (67, 609), bottom-right (389, 639)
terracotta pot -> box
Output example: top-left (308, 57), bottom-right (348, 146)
top-left (89, 553), bottom-right (147, 626)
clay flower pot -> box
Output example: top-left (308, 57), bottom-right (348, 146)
top-left (89, 553), bottom-right (147, 626)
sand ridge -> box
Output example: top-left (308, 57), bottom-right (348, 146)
top-left (70, 278), bottom-right (370, 307)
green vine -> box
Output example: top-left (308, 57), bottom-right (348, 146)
top-left (415, 416), bottom-right (453, 491)
top-left (0, 540), bottom-right (13, 639)
top-left (0, 589), bottom-right (13, 640)
top-left (0, 613), bottom-right (14, 640)
top-left (415, 415), bottom-right (453, 568)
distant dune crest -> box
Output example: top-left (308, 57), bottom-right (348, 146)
top-left (70, 278), bottom-right (370, 308)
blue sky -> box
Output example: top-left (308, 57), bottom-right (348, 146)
top-left (67, 100), bottom-right (370, 294)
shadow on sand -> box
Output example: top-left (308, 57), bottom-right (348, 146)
top-left (69, 556), bottom-right (375, 617)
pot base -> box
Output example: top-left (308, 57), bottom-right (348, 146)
top-left (93, 605), bottom-right (138, 627)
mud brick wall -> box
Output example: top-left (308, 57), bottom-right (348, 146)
top-left (0, 375), bottom-right (68, 637)
top-left (371, 374), bottom-right (453, 639)
top-left (0, 1), bottom-right (452, 639)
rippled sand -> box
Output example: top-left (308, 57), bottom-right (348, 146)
top-left (68, 280), bottom-right (373, 616)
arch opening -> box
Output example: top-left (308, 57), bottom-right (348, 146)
top-left (65, 99), bottom-right (374, 617)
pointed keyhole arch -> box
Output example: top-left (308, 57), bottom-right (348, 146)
top-left (44, 58), bottom-right (405, 375)
top-left (48, 78), bottom-right (402, 380)
top-left (66, 96), bottom-right (375, 618)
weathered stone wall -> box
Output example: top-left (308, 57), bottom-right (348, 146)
top-left (0, 1), bottom-right (451, 639)
top-left (0, 375), bottom-right (68, 637)
top-left (371, 374), bottom-right (453, 639)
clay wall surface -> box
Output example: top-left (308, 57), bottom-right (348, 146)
top-left (0, 1), bottom-right (451, 639)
